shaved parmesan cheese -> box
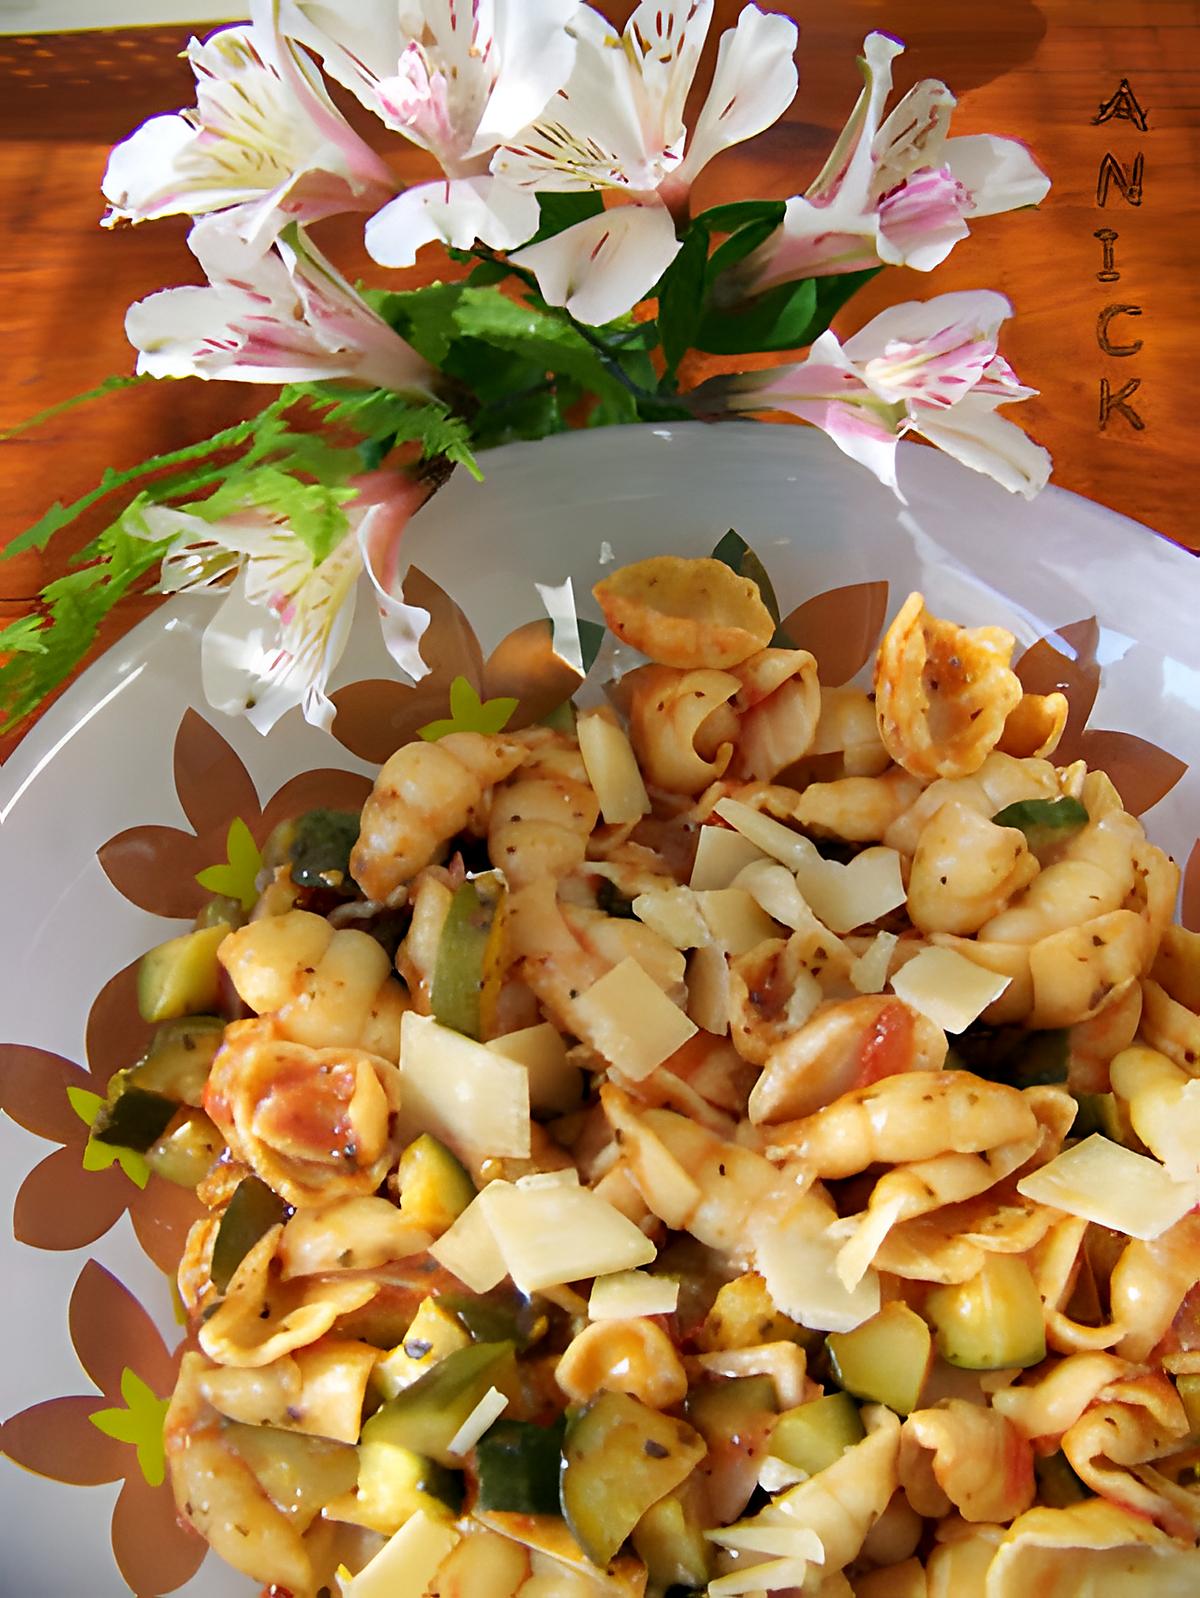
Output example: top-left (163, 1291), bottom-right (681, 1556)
top-left (835, 1196), bottom-right (905, 1291)
top-left (690, 824), bottom-right (768, 890)
top-left (589, 1270), bottom-right (679, 1320)
top-left (708, 1526), bottom-right (824, 1560)
top-left (340, 1509), bottom-right (460, 1598)
top-left (577, 710), bottom-right (650, 824)
top-left (714, 798), bottom-right (817, 873)
top-left (755, 1207), bottom-right (881, 1333)
top-left (709, 1558), bottom-right (823, 1595)
top-left (851, 931), bottom-right (898, 994)
top-left (574, 956), bottom-right (697, 1079)
top-left (516, 1168), bottom-right (579, 1190)
top-left (633, 884), bottom-right (712, 950)
top-left (479, 1178), bottom-right (655, 1292)
top-left (686, 943), bottom-right (731, 1034)
top-left (400, 1012), bottom-right (530, 1160)
top-left (794, 846), bottom-right (906, 935)
top-left (429, 1187), bottom-right (508, 1292)
top-left (1016, 1134), bottom-right (1200, 1240)
top-left (733, 859), bottom-right (818, 932)
top-left (488, 1023), bottom-right (582, 1114)
top-left (536, 576), bottom-right (586, 675)
top-left (695, 888), bottom-right (780, 956)
top-left (448, 1385), bottom-right (509, 1456)
top-left (890, 945), bottom-right (1012, 1034)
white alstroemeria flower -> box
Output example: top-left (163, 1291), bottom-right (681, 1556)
top-left (727, 32), bottom-right (1050, 296)
top-left (102, 26), bottom-right (394, 251)
top-left (126, 218), bottom-right (431, 391)
top-left (260, 0), bottom-right (579, 265)
top-left (141, 475), bottom-right (433, 733)
top-left (493, 0), bottom-right (799, 325)
top-left (714, 290), bottom-right (1050, 500)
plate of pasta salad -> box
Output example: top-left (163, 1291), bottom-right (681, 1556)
top-left (3, 422), bottom-right (1200, 1598)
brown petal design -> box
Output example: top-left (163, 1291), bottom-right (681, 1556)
top-left (0, 1045), bottom-right (97, 1139)
top-left (172, 710), bottom-right (260, 839)
top-left (259, 768), bottom-right (374, 836)
top-left (98, 826), bottom-right (216, 921)
top-left (1, 1396), bottom-right (124, 1486)
top-left (1182, 842), bottom-right (1200, 934)
top-left (69, 1260), bottom-right (174, 1399)
top-left (1015, 617), bottom-right (1101, 759)
top-left (13, 1147), bottom-right (129, 1252)
top-left (129, 1179), bottom-right (206, 1279)
top-left (485, 619), bottom-right (582, 730)
top-left (87, 959), bottom-right (155, 1091)
top-left (403, 567), bottom-right (485, 689)
top-left (1075, 729), bottom-right (1187, 817)
top-left (779, 581), bottom-right (889, 686)
top-left (111, 1471), bottom-right (207, 1598)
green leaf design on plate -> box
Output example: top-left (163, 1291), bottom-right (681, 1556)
top-left (89, 1367), bottom-right (170, 1487)
top-left (419, 675), bottom-right (519, 741)
top-left (196, 816), bottom-right (263, 911)
top-left (67, 1085), bottom-right (150, 1189)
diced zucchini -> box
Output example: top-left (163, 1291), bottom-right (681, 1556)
top-left (437, 1290), bottom-right (547, 1352)
top-left (947, 1024), bottom-right (1068, 1088)
top-left (360, 1342), bottom-right (517, 1468)
top-left (226, 1424), bottom-right (359, 1528)
top-left (1034, 1450), bottom-right (1088, 1507)
top-left (1177, 1374), bottom-right (1200, 1438)
top-left (632, 1477), bottom-right (712, 1590)
top-left (210, 1175), bottom-right (290, 1293)
top-left (285, 808), bottom-right (361, 891)
top-left (374, 1298), bottom-right (472, 1401)
top-left (991, 796), bottom-right (1088, 855)
top-left (926, 1254), bottom-right (1046, 1370)
top-left (195, 895), bottom-right (246, 931)
top-left (355, 1439), bottom-right (463, 1535)
top-left (1071, 1091), bottom-right (1135, 1145)
top-left (145, 1109), bottom-right (222, 1187)
top-left (130, 1016), bottom-right (225, 1106)
top-left (698, 1272), bottom-right (812, 1353)
top-left (826, 1303), bottom-right (932, 1415)
top-left (683, 1376), bottom-right (776, 1526)
top-left (396, 1134), bottom-right (476, 1237)
top-left (137, 925), bottom-right (229, 1022)
top-left (769, 1392), bottom-right (865, 1477)
top-left (475, 1417), bottom-right (566, 1515)
top-left (91, 1084), bottom-right (178, 1152)
top-left (560, 1391), bottom-right (707, 1568)
top-left (431, 877), bottom-right (504, 1039)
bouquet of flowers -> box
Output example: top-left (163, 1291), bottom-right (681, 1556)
top-left (0, 0), bottom-right (1051, 738)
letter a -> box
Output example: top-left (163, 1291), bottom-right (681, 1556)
top-left (1093, 78), bottom-right (1148, 131)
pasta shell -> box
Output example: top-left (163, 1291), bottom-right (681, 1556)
top-left (594, 556), bottom-right (774, 669)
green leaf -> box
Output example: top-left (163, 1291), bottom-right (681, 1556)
top-left (370, 281), bottom-right (468, 365)
top-left (526, 192), bottom-right (606, 246)
top-left (695, 276), bottom-right (819, 354)
top-left (578, 619), bottom-right (606, 675)
top-left (450, 287), bottom-right (633, 409)
top-left (711, 530), bottom-right (783, 627)
top-left (196, 817), bottom-right (263, 911)
top-left (418, 674), bottom-right (518, 741)
top-left (657, 223), bottom-right (711, 383)
top-left (89, 1368), bottom-right (170, 1487)
top-left (695, 200), bottom-right (787, 237)
top-left (0, 615), bottom-right (47, 654)
top-left (295, 387), bottom-right (480, 479)
top-left (0, 374), bottom-right (148, 443)
top-left (68, 1085), bottom-right (150, 1188)
top-left (992, 797), bottom-right (1089, 854)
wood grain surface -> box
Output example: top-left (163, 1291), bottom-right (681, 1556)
top-left (2, 2), bottom-right (1198, 758)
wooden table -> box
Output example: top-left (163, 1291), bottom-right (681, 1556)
top-left (2, 1), bottom-right (1198, 759)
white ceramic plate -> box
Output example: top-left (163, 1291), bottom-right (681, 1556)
top-left (2, 423), bottom-right (1199, 1597)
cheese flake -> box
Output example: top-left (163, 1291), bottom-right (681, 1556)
top-left (686, 943), bottom-right (731, 1034)
top-left (574, 956), bottom-right (697, 1079)
top-left (448, 1385), bottom-right (509, 1456)
top-left (1016, 1134), bottom-right (1200, 1241)
top-left (689, 824), bottom-right (768, 890)
top-left (695, 888), bottom-right (780, 956)
top-left (632, 884), bottom-right (712, 950)
top-left (733, 859), bottom-right (818, 933)
top-left (488, 1023), bottom-right (581, 1114)
top-left (890, 945), bottom-right (1011, 1034)
top-left (755, 1207), bottom-right (881, 1333)
top-left (794, 846), bottom-right (906, 935)
top-left (577, 710), bottom-right (651, 824)
top-left (479, 1178), bottom-right (655, 1292)
top-left (713, 798), bottom-right (817, 873)
top-left (428, 1186), bottom-right (508, 1292)
top-left (850, 931), bottom-right (898, 995)
top-left (588, 1270), bottom-right (680, 1320)
top-left (400, 1011), bottom-right (530, 1159)
top-left (340, 1509), bottom-right (460, 1598)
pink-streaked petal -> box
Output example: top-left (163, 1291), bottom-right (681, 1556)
top-left (945, 132), bottom-right (1051, 217)
top-left (266, 0), bottom-right (400, 117)
top-left (676, 5), bottom-right (798, 189)
top-left (842, 289), bottom-right (1013, 364)
top-left (365, 175), bottom-right (539, 268)
top-left (909, 395), bottom-right (1051, 499)
top-left (472, 0), bottom-right (580, 153)
top-left (871, 77), bottom-right (955, 186)
top-left (354, 478), bottom-right (435, 684)
top-left (624, 0), bottom-right (714, 157)
top-left (794, 399), bottom-right (902, 496)
top-left (805, 30), bottom-right (904, 206)
top-left (511, 200), bottom-right (681, 326)
top-left (876, 165), bottom-right (971, 271)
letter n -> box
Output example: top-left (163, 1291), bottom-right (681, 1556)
top-left (1096, 151), bottom-right (1144, 207)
